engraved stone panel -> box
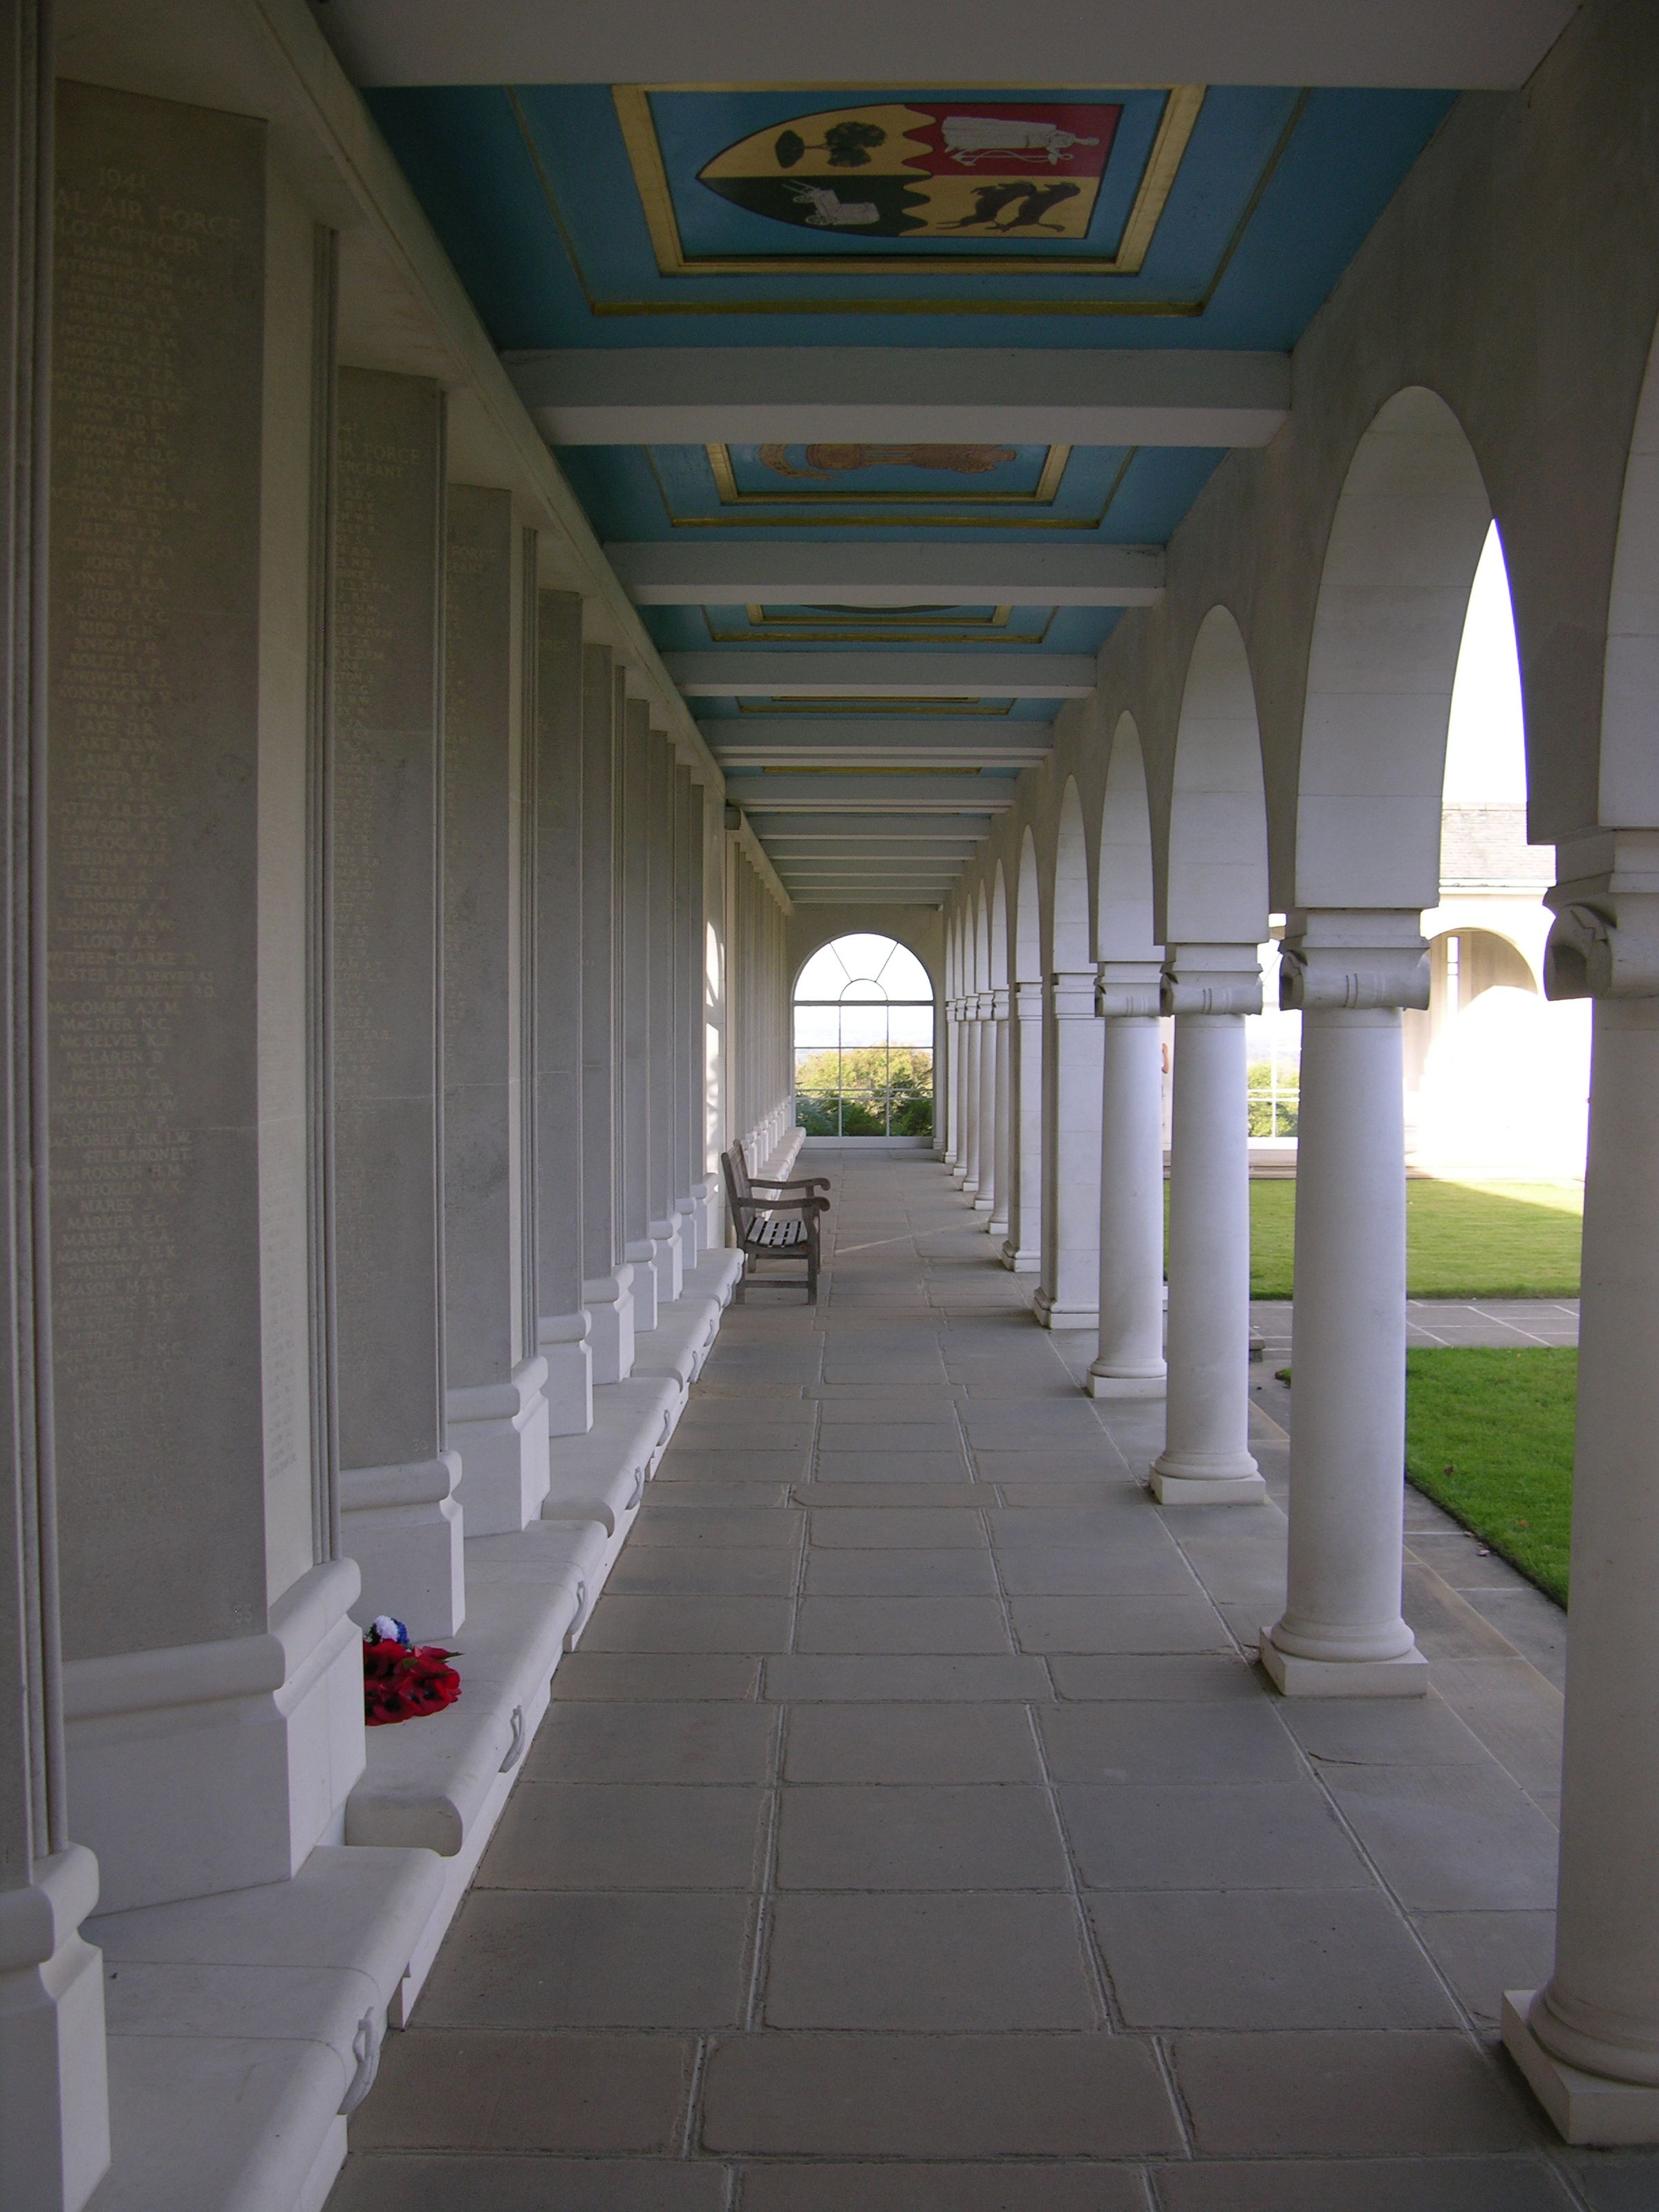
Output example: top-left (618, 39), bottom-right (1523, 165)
top-left (581, 644), bottom-right (618, 1282)
top-left (48, 84), bottom-right (266, 1658)
top-left (332, 367), bottom-right (444, 1472)
top-left (535, 591), bottom-right (583, 1320)
top-left (442, 484), bottom-right (516, 1387)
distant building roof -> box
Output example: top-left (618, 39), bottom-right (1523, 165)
top-left (1439, 802), bottom-right (1554, 890)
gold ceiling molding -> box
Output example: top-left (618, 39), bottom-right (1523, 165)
top-left (646, 447), bottom-right (1134, 530)
top-left (612, 84), bottom-right (1204, 279)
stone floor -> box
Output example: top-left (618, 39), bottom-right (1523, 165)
top-left (332, 1154), bottom-right (1653, 2212)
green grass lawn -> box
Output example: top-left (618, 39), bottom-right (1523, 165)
top-left (1405, 1347), bottom-right (1577, 1605)
top-left (1244, 1177), bottom-right (1583, 1299)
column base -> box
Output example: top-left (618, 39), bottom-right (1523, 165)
top-left (1503, 1994), bottom-right (1659, 2145)
top-left (1258, 1622), bottom-right (1429, 1697)
top-left (538, 1311), bottom-right (594, 1438)
top-left (447, 1356), bottom-right (550, 1535)
top-left (988, 1211), bottom-right (1010, 1239)
top-left (65, 1561), bottom-right (366, 1913)
top-left (584, 1268), bottom-right (636, 1386)
top-left (624, 1239), bottom-right (660, 1332)
top-left (1151, 1467), bottom-right (1266, 1506)
top-left (1000, 1241), bottom-right (1040, 1274)
top-left (1033, 1290), bottom-right (1099, 1331)
top-left (0, 1845), bottom-right (110, 2212)
top-left (341, 1452), bottom-right (464, 1642)
top-left (650, 1218), bottom-right (684, 1305)
top-left (972, 1195), bottom-right (995, 1215)
top-left (1088, 1361), bottom-right (1167, 1400)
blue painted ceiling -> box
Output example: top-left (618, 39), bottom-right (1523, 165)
top-left (364, 77), bottom-right (1454, 900)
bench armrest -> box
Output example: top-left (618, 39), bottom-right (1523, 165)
top-left (748, 1174), bottom-right (831, 1194)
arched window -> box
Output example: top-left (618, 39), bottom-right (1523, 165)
top-left (793, 933), bottom-right (935, 1139)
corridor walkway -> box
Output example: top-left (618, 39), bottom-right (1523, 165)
top-left (333, 1156), bottom-right (1645, 2211)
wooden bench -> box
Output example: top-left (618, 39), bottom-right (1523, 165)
top-left (722, 1143), bottom-right (830, 1304)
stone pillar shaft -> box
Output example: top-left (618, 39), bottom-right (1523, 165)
top-left (974, 992), bottom-right (997, 1214)
top-left (1090, 966), bottom-right (1167, 1399)
top-left (1503, 868), bottom-right (1659, 2139)
top-left (1002, 982), bottom-right (1043, 1273)
top-left (1, 22), bottom-right (111, 2201)
top-left (1152, 950), bottom-right (1264, 1503)
top-left (619, 700), bottom-right (657, 1329)
top-left (442, 492), bottom-right (550, 1530)
top-left (988, 990), bottom-right (1012, 1239)
top-left (1262, 919), bottom-right (1430, 1691)
top-left (1035, 971), bottom-right (1102, 1330)
top-left (580, 649), bottom-right (633, 1383)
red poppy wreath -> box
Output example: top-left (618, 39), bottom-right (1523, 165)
top-left (362, 1614), bottom-right (461, 1727)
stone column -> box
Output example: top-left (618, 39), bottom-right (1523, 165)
top-left (1035, 971), bottom-right (1103, 1330)
top-left (1001, 981), bottom-right (1043, 1273)
top-left (950, 998), bottom-right (971, 1186)
top-left (332, 367), bottom-right (462, 1633)
top-left (580, 649), bottom-right (633, 1382)
top-left (696, 787), bottom-right (723, 1246)
top-left (0, 24), bottom-right (111, 2204)
top-left (941, 978), bottom-right (960, 1165)
top-left (674, 767), bottom-right (704, 1264)
top-left (531, 592), bottom-right (592, 1434)
top-left (1089, 963), bottom-right (1168, 1399)
top-left (50, 84), bottom-right (365, 1905)
top-left (1151, 947), bottom-right (1266, 1505)
top-left (958, 1007), bottom-right (982, 1196)
top-left (1503, 867), bottom-right (1659, 2139)
top-left (973, 991), bottom-right (997, 1215)
top-left (988, 987), bottom-right (1012, 1239)
top-left (1262, 916), bottom-right (1429, 1693)
top-left (441, 490), bottom-right (550, 1533)
top-left (647, 732), bottom-right (682, 1303)
top-left (619, 700), bottom-right (658, 1329)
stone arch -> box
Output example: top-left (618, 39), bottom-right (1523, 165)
top-left (1597, 308), bottom-right (1659, 830)
top-left (1051, 777), bottom-right (1091, 969)
top-left (1294, 386), bottom-right (1493, 910)
top-left (1161, 607), bottom-right (1270, 946)
top-left (1015, 827), bottom-right (1042, 985)
top-left (989, 860), bottom-right (1009, 991)
top-left (973, 880), bottom-right (991, 995)
top-left (1097, 713), bottom-right (1161, 964)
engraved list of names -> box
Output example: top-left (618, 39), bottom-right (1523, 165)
top-left (48, 84), bottom-right (267, 1653)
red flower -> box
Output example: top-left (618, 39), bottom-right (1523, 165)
top-left (362, 1638), bottom-right (462, 1727)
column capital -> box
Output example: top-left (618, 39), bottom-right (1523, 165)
top-left (991, 986), bottom-right (1011, 1020)
top-left (1049, 968), bottom-right (1100, 1020)
top-left (1013, 981), bottom-right (1044, 1018)
top-left (1546, 893), bottom-right (1659, 1001)
top-left (1097, 958), bottom-right (1163, 1020)
top-left (1278, 911), bottom-right (1428, 1013)
top-left (975, 990), bottom-right (995, 1020)
top-left (1161, 944), bottom-right (1262, 1018)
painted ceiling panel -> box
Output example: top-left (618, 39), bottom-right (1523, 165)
top-left (359, 70), bottom-right (1458, 901)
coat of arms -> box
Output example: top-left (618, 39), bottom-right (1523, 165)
top-left (698, 102), bottom-right (1121, 241)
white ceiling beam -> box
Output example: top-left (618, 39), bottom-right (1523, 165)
top-left (707, 721), bottom-right (1053, 767)
top-left (733, 773), bottom-right (1013, 810)
top-left (620, 543), bottom-right (1163, 609)
top-left (317, 1), bottom-right (1575, 90)
top-left (667, 652), bottom-right (1094, 697)
top-left (512, 349), bottom-right (1287, 449)
top-left (749, 812), bottom-right (995, 840)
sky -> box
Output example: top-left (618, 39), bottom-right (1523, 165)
top-left (1443, 521), bottom-right (1528, 804)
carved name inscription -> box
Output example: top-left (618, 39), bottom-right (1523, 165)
top-left (48, 84), bottom-right (266, 1652)
top-left (332, 369), bottom-right (444, 1470)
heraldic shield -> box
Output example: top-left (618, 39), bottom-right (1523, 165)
top-left (697, 102), bottom-right (1123, 241)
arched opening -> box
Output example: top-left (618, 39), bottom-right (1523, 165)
top-left (793, 931), bottom-right (936, 1141)
top-left (1407, 521), bottom-right (1589, 1172)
